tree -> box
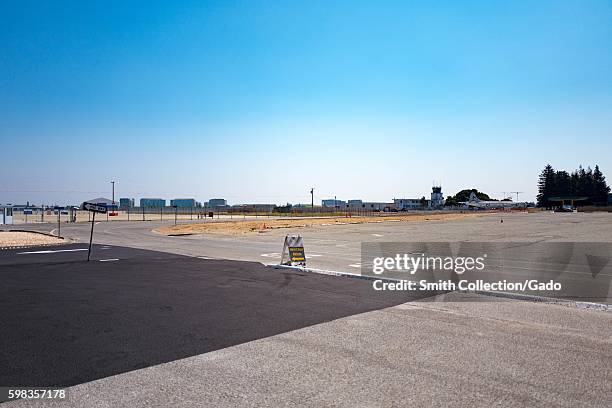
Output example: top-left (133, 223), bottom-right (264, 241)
top-left (454, 189), bottom-right (492, 202)
top-left (420, 196), bottom-right (427, 208)
top-left (553, 170), bottom-right (571, 198)
top-left (592, 165), bottom-right (610, 204)
top-left (445, 196), bottom-right (459, 207)
top-left (537, 164), bottom-right (610, 207)
top-left (537, 164), bottom-right (555, 208)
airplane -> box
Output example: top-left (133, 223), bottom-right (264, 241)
top-left (461, 192), bottom-right (528, 209)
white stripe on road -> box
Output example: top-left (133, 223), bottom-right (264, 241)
top-left (18, 248), bottom-right (88, 255)
top-left (99, 258), bottom-right (119, 262)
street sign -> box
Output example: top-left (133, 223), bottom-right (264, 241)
top-left (82, 202), bottom-right (108, 261)
top-left (281, 235), bottom-right (306, 267)
top-left (83, 202), bottom-right (108, 214)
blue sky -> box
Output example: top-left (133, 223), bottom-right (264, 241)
top-left (1, 1), bottom-right (611, 205)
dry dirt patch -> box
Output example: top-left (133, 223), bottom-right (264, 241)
top-left (154, 212), bottom-right (489, 236)
top-left (0, 231), bottom-right (67, 248)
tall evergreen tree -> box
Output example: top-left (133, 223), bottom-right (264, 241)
top-left (537, 164), bottom-right (555, 208)
top-left (584, 167), bottom-right (594, 203)
top-left (537, 164), bottom-right (609, 207)
top-left (592, 165), bottom-right (610, 204)
top-left (554, 170), bottom-right (571, 198)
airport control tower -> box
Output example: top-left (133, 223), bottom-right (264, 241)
top-left (430, 186), bottom-right (445, 208)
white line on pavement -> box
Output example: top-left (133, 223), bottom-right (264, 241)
top-left (18, 248), bottom-right (88, 255)
top-left (99, 258), bottom-right (119, 262)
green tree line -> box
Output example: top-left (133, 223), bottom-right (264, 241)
top-left (537, 164), bottom-right (610, 208)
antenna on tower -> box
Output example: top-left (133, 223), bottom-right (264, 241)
top-left (512, 191), bottom-right (524, 202)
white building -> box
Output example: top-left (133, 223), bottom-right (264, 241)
top-left (394, 198), bottom-right (425, 210)
top-left (0, 205), bottom-right (13, 225)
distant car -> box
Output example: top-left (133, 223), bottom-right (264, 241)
top-left (554, 205), bottom-right (576, 213)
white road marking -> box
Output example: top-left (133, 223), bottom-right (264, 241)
top-left (18, 248), bottom-right (88, 255)
top-left (260, 252), bottom-right (322, 259)
top-left (99, 258), bottom-right (119, 262)
top-left (260, 253), bottom-right (282, 258)
top-left (349, 263), bottom-right (362, 268)
top-left (198, 256), bottom-right (216, 260)
top-left (371, 233), bottom-right (383, 237)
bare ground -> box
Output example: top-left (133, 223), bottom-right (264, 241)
top-left (154, 212), bottom-right (492, 236)
top-left (0, 231), bottom-right (67, 248)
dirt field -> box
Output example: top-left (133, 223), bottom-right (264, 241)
top-left (0, 231), bottom-right (67, 248)
top-left (154, 212), bottom-right (491, 236)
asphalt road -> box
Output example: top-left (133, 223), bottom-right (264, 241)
top-left (11, 212), bottom-right (612, 303)
top-left (2, 241), bottom-right (611, 407)
top-left (5, 292), bottom-right (612, 407)
top-left (0, 244), bottom-right (414, 399)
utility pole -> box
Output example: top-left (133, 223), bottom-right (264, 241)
top-left (512, 191), bottom-right (524, 202)
top-left (310, 188), bottom-right (314, 209)
top-left (111, 181), bottom-right (115, 205)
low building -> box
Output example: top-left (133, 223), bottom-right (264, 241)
top-left (348, 200), bottom-right (394, 211)
top-left (119, 198), bottom-right (135, 209)
top-left (171, 198), bottom-right (196, 208)
top-left (208, 198), bottom-right (227, 207)
top-left (322, 199), bottom-right (346, 207)
top-left (394, 198), bottom-right (425, 210)
top-left (140, 198), bottom-right (166, 208)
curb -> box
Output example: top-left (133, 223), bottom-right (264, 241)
top-left (8, 229), bottom-right (65, 239)
top-left (466, 289), bottom-right (612, 312)
top-left (0, 230), bottom-right (71, 250)
top-left (266, 264), bottom-right (612, 313)
top-left (267, 264), bottom-right (397, 283)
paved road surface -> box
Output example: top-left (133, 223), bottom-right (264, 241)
top-left (12, 212), bottom-right (612, 302)
top-left (2, 243), bottom-right (611, 407)
top-left (0, 244), bottom-right (413, 398)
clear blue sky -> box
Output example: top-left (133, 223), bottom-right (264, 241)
top-left (1, 1), bottom-right (611, 205)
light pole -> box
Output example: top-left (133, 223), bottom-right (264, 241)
top-left (110, 180), bottom-right (115, 222)
top-left (310, 188), bottom-right (314, 210)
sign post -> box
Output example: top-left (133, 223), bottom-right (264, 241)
top-left (83, 202), bottom-right (108, 262)
top-left (281, 235), bottom-right (306, 267)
